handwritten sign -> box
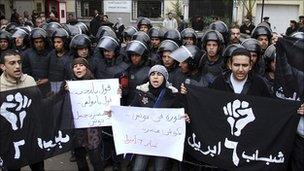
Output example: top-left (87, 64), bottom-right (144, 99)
top-left (67, 79), bottom-right (120, 128)
top-left (111, 106), bottom-right (186, 161)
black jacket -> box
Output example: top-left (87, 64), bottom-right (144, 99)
top-left (130, 82), bottom-right (179, 108)
top-left (211, 71), bottom-right (271, 97)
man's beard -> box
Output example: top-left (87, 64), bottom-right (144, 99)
top-left (56, 47), bottom-right (65, 53)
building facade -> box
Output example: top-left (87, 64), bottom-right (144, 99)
top-left (235, 0), bottom-right (304, 34)
top-left (0, 0), bottom-right (303, 33)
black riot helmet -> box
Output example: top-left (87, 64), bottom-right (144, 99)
top-left (251, 25), bottom-right (272, 40)
top-left (132, 31), bottom-right (150, 47)
top-left (241, 38), bottom-right (262, 56)
top-left (51, 27), bottom-right (70, 39)
top-left (97, 36), bottom-right (120, 52)
top-left (51, 28), bottom-right (70, 49)
top-left (148, 27), bottom-right (164, 39)
top-left (137, 17), bottom-right (152, 30)
top-left (29, 28), bottom-right (49, 49)
top-left (126, 40), bottom-right (149, 66)
top-left (12, 27), bottom-right (30, 39)
top-left (70, 34), bottom-right (92, 50)
top-left (263, 44), bottom-right (276, 72)
top-left (62, 24), bottom-right (81, 37)
top-left (209, 21), bottom-right (229, 43)
top-left (158, 39), bottom-right (179, 53)
top-left (122, 26), bottom-right (138, 41)
top-left (75, 22), bottom-right (90, 35)
top-left (263, 44), bottom-right (276, 63)
top-left (0, 30), bottom-right (12, 40)
top-left (290, 32), bottom-right (304, 40)
top-left (164, 29), bottom-right (182, 45)
top-left (12, 27), bottom-right (31, 48)
top-left (222, 44), bottom-right (245, 64)
top-left (0, 30), bottom-right (13, 50)
top-left (181, 28), bottom-right (198, 44)
top-left (126, 40), bottom-right (148, 57)
top-left (5, 22), bottom-right (18, 34)
top-left (201, 29), bottom-right (224, 50)
top-left (30, 28), bottom-right (47, 40)
top-left (170, 45), bottom-right (202, 71)
top-left (96, 26), bottom-right (117, 40)
top-left (42, 22), bottom-right (63, 38)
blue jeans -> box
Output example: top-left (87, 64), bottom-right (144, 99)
top-left (132, 154), bottom-right (167, 171)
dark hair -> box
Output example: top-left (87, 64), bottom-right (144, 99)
top-left (231, 47), bottom-right (251, 58)
top-left (0, 49), bottom-right (22, 64)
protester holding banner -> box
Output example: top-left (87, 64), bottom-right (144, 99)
top-left (210, 47), bottom-right (271, 97)
top-left (180, 46), bottom-right (302, 170)
top-left (70, 57), bottom-right (104, 171)
top-left (271, 37), bottom-right (304, 171)
top-left (94, 35), bottom-right (129, 170)
top-left (130, 65), bottom-right (188, 171)
top-left (0, 50), bottom-right (45, 171)
top-left (0, 50), bottom-right (36, 92)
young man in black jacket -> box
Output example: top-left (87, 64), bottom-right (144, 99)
top-left (211, 47), bottom-right (271, 97)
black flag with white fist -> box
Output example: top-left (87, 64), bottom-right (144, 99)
top-left (185, 85), bottom-right (301, 171)
top-left (0, 86), bottom-right (74, 169)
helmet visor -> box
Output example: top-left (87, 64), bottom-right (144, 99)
top-left (170, 46), bottom-right (192, 63)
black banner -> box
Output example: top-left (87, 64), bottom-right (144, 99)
top-left (0, 86), bottom-right (74, 169)
top-left (185, 85), bottom-right (301, 171)
top-left (274, 37), bottom-right (304, 101)
top-left (277, 36), bottom-right (304, 72)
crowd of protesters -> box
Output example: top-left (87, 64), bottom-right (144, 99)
top-left (0, 8), bottom-right (304, 171)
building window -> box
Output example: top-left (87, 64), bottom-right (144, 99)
top-left (132, 0), bottom-right (163, 20)
top-left (78, 0), bottom-right (103, 18)
top-left (81, 1), bottom-right (89, 17)
top-left (36, 3), bottom-right (42, 12)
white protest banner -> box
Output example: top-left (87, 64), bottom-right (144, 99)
top-left (67, 79), bottom-right (120, 128)
top-left (111, 106), bottom-right (186, 161)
